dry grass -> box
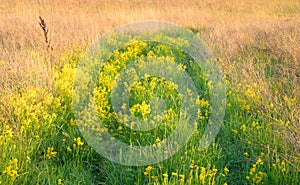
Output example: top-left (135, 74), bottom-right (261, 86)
top-left (0, 0), bottom-right (299, 89)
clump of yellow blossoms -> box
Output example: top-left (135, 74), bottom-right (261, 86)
top-left (144, 165), bottom-right (153, 176)
top-left (130, 101), bottom-right (151, 120)
top-left (57, 178), bottom-right (63, 185)
top-left (221, 167), bottom-right (229, 177)
top-left (246, 158), bottom-right (266, 184)
top-left (3, 158), bottom-right (19, 178)
top-left (45, 147), bottom-right (57, 159)
top-left (73, 137), bottom-right (84, 147)
top-left (240, 124), bottom-right (247, 132)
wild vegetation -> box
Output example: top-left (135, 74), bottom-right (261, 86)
top-left (0, 0), bottom-right (299, 184)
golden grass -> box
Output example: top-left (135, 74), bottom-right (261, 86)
top-left (0, 0), bottom-right (299, 87)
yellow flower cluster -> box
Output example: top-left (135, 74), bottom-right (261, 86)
top-left (238, 98), bottom-right (251, 112)
top-left (240, 124), bottom-right (247, 132)
top-left (57, 178), bottom-right (63, 185)
top-left (272, 158), bottom-right (287, 173)
top-left (0, 124), bottom-right (14, 147)
top-left (246, 158), bottom-right (266, 184)
top-left (3, 158), bottom-right (19, 178)
top-left (196, 97), bottom-right (211, 121)
top-left (163, 173), bottom-right (168, 183)
top-left (221, 167), bottom-right (230, 177)
top-left (279, 119), bottom-right (290, 128)
top-left (45, 147), bottom-right (57, 159)
top-left (252, 121), bottom-right (262, 130)
top-left (171, 172), bottom-right (178, 177)
top-left (232, 129), bottom-right (238, 134)
top-left (237, 83), bottom-right (262, 105)
top-left (199, 166), bottom-right (218, 183)
top-left (55, 62), bottom-right (76, 99)
top-left (179, 174), bottom-right (185, 180)
top-left (144, 165), bottom-right (153, 176)
top-left (177, 63), bottom-right (187, 70)
top-left (73, 137), bottom-right (84, 147)
top-left (0, 87), bottom-right (61, 156)
top-left (66, 146), bottom-right (72, 152)
top-left (130, 101), bottom-right (151, 120)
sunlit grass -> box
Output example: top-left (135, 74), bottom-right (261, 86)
top-left (0, 0), bottom-right (299, 184)
top-left (1, 37), bottom-right (299, 184)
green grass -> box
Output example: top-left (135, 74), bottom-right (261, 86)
top-left (0, 32), bottom-right (299, 185)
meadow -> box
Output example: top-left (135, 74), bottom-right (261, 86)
top-left (0, 0), bottom-right (299, 184)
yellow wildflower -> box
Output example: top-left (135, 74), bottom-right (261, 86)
top-left (74, 137), bottom-right (84, 147)
top-left (172, 172), bottom-right (178, 177)
top-left (3, 158), bottom-right (19, 178)
top-left (179, 174), bottom-right (184, 179)
top-left (26, 156), bottom-right (31, 162)
top-left (45, 147), bottom-right (57, 159)
top-left (117, 126), bottom-right (123, 131)
top-left (240, 124), bottom-right (247, 132)
top-left (252, 121), bottom-right (258, 127)
top-left (224, 167), bottom-right (229, 173)
top-left (200, 167), bottom-right (206, 174)
top-left (232, 129), bottom-right (238, 134)
top-left (67, 146), bottom-right (72, 152)
top-left (155, 137), bottom-right (161, 143)
top-left (145, 166), bottom-right (153, 172)
top-left (256, 158), bottom-right (263, 165)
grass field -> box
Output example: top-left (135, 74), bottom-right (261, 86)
top-left (0, 0), bottom-right (299, 184)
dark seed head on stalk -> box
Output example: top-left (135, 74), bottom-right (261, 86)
top-left (39, 16), bottom-right (53, 51)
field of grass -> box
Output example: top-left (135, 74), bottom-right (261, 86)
top-left (0, 0), bottom-right (299, 184)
